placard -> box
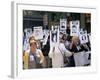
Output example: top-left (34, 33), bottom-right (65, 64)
top-left (42, 30), bottom-right (49, 45)
top-left (79, 30), bottom-right (88, 44)
top-left (33, 26), bottom-right (43, 40)
top-left (60, 19), bottom-right (67, 30)
top-left (70, 20), bottom-right (80, 36)
top-left (74, 51), bottom-right (91, 66)
top-left (23, 28), bottom-right (32, 51)
top-left (50, 26), bottom-right (59, 47)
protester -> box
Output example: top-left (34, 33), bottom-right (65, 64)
top-left (41, 36), bottom-right (52, 68)
top-left (49, 38), bottom-right (73, 68)
top-left (69, 36), bottom-right (90, 66)
top-left (23, 36), bottom-right (45, 69)
top-left (62, 34), bottom-right (71, 50)
top-left (69, 36), bottom-right (79, 67)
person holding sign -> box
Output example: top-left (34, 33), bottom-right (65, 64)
top-left (69, 36), bottom-right (90, 66)
top-left (49, 38), bottom-right (73, 68)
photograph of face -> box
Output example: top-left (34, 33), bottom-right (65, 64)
top-left (60, 19), bottom-right (67, 30)
top-left (82, 35), bottom-right (86, 40)
top-left (61, 22), bottom-right (65, 28)
top-left (23, 10), bottom-right (91, 69)
top-left (79, 31), bottom-right (88, 44)
top-left (70, 20), bottom-right (80, 36)
top-left (51, 31), bottom-right (57, 43)
top-left (72, 25), bottom-right (77, 33)
top-left (50, 26), bottom-right (59, 49)
top-left (33, 26), bottom-right (43, 40)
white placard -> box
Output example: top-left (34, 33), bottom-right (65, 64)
top-left (79, 30), bottom-right (88, 44)
top-left (43, 30), bottom-right (49, 45)
top-left (60, 19), bottom-right (67, 30)
top-left (74, 51), bottom-right (91, 66)
top-left (23, 28), bottom-right (32, 51)
top-left (23, 38), bottom-right (30, 51)
top-left (70, 20), bottom-right (80, 36)
top-left (33, 26), bottom-right (43, 40)
top-left (24, 28), bottom-right (32, 38)
top-left (50, 26), bottom-right (59, 47)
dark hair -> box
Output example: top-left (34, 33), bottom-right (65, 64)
top-left (62, 34), bottom-right (67, 40)
top-left (29, 36), bottom-right (35, 44)
top-left (29, 36), bottom-right (37, 47)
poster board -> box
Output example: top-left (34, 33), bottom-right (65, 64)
top-left (33, 26), bottom-right (43, 40)
top-left (70, 20), bottom-right (80, 36)
top-left (60, 19), bottom-right (67, 30)
top-left (79, 30), bottom-right (88, 44)
top-left (42, 30), bottom-right (49, 45)
top-left (50, 26), bottom-right (59, 47)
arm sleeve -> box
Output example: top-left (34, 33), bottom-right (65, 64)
top-left (48, 47), bottom-right (54, 58)
top-left (23, 51), bottom-right (29, 69)
top-left (38, 49), bottom-right (44, 64)
top-left (61, 43), bottom-right (72, 57)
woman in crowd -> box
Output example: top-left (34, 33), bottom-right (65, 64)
top-left (69, 36), bottom-right (90, 67)
top-left (23, 36), bottom-right (45, 69)
top-left (62, 34), bottom-right (71, 50)
top-left (69, 36), bottom-right (79, 67)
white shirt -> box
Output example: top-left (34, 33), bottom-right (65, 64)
top-left (49, 43), bottom-right (72, 68)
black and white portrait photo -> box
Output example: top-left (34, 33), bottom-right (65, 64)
top-left (70, 20), bottom-right (80, 36)
top-left (50, 26), bottom-right (59, 47)
top-left (33, 26), bottom-right (43, 40)
top-left (79, 30), bottom-right (88, 44)
top-left (60, 19), bottom-right (67, 30)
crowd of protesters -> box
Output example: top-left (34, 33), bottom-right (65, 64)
top-left (23, 29), bottom-right (91, 69)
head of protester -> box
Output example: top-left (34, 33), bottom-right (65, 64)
top-left (29, 36), bottom-right (37, 52)
top-left (71, 36), bottom-right (79, 45)
top-left (23, 36), bottom-right (45, 69)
